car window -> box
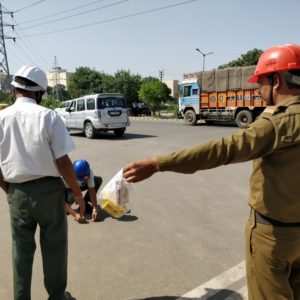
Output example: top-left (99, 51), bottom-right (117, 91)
top-left (97, 97), bottom-right (126, 109)
top-left (77, 99), bottom-right (85, 111)
top-left (86, 98), bottom-right (95, 110)
top-left (69, 101), bottom-right (76, 112)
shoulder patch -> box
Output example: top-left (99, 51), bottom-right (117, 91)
top-left (263, 106), bottom-right (277, 115)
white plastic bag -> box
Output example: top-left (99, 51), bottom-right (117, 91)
top-left (97, 169), bottom-right (130, 218)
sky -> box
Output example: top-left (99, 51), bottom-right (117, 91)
top-left (2, 0), bottom-right (300, 81)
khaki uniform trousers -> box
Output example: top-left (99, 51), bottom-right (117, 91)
top-left (7, 177), bottom-right (67, 300)
top-left (246, 210), bottom-right (300, 300)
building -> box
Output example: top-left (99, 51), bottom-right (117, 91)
top-left (47, 67), bottom-right (72, 89)
top-left (163, 79), bottom-right (179, 99)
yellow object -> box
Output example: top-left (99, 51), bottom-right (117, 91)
top-left (0, 103), bottom-right (8, 110)
top-left (101, 198), bottom-right (128, 218)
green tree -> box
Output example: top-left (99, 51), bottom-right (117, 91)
top-left (101, 73), bottom-right (115, 93)
top-left (48, 84), bottom-right (71, 101)
top-left (40, 96), bottom-right (60, 109)
top-left (218, 48), bottom-right (263, 69)
top-left (68, 67), bottom-right (103, 98)
top-left (0, 90), bottom-right (13, 104)
top-left (142, 76), bottom-right (160, 84)
top-left (113, 70), bottom-right (142, 106)
top-left (139, 80), bottom-right (171, 114)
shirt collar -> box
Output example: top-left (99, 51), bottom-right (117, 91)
top-left (277, 95), bottom-right (300, 108)
top-left (15, 97), bottom-right (37, 105)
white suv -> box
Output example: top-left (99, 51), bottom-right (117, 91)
top-left (55, 100), bottom-right (72, 116)
top-left (57, 93), bottom-right (130, 138)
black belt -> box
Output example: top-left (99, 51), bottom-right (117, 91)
top-left (13, 176), bottom-right (58, 185)
top-left (255, 210), bottom-right (300, 227)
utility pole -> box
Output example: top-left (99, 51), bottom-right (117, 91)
top-left (52, 56), bottom-right (60, 100)
top-left (159, 69), bottom-right (165, 81)
top-left (0, 2), bottom-right (13, 91)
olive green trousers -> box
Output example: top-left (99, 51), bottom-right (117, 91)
top-left (7, 177), bottom-right (68, 300)
top-left (246, 210), bottom-right (300, 300)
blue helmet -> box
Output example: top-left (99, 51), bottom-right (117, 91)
top-left (73, 159), bottom-right (90, 181)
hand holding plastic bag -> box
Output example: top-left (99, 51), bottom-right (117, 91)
top-left (97, 169), bottom-right (131, 218)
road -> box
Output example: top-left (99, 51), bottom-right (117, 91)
top-left (0, 119), bottom-right (251, 300)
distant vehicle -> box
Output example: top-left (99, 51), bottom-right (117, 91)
top-left (179, 66), bottom-right (265, 128)
top-left (0, 103), bottom-right (8, 110)
top-left (131, 102), bottom-right (151, 116)
top-left (56, 93), bottom-right (130, 138)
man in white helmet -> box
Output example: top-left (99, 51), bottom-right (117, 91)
top-left (0, 65), bottom-right (85, 300)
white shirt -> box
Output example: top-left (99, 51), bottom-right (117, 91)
top-left (0, 97), bottom-right (75, 183)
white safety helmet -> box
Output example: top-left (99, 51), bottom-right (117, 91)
top-left (11, 65), bottom-right (48, 92)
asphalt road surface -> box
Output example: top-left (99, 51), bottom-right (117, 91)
top-left (0, 119), bottom-right (251, 300)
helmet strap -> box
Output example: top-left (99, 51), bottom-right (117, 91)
top-left (268, 74), bottom-right (275, 106)
top-left (12, 89), bottom-right (16, 102)
top-left (35, 91), bottom-right (44, 104)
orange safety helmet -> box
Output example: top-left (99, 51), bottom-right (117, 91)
top-left (248, 44), bottom-right (300, 83)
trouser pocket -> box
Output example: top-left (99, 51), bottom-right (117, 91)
top-left (246, 209), bottom-right (256, 256)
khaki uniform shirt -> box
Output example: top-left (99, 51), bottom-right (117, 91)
top-left (158, 96), bottom-right (300, 223)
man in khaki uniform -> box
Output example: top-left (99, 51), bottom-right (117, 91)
top-left (123, 44), bottom-right (300, 300)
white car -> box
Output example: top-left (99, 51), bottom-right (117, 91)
top-left (55, 100), bottom-right (72, 115)
top-left (56, 94), bottom-right (130, 139)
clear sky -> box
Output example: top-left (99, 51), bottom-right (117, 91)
top-left (2, 0), bottom-right (300, 81)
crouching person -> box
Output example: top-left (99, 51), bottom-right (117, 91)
top-left (65, 159), bottom-right (102, 222)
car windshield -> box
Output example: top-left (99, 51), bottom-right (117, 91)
top-left (97, 97), bottom-right (125, 109)
top-left (61, 101), bottom-right (70, 108)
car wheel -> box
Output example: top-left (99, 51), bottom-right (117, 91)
top-left (84, 122), bottom-right (95, 139)
top-left (114, 128), bottom-right (125, 137)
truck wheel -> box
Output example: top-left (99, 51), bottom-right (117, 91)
top-left (84, 122), bottom-right (95, 139)
top-left (114, 128), bottom-right (125, 137)
top-left (184, 110), bottom-right (197, 126)
top-left (235, 110), bottom-right (253, 128)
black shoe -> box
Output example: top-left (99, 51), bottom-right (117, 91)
top-left (63, 291), bottom-right (76, 300)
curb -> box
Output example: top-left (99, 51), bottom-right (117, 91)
top-left (129, 116), bottom-right (184, 122)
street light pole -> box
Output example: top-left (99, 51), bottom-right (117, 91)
top-left (195, 48), bottom-right (213, 71)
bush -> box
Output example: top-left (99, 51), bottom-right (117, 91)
top-left (40, 97), bottom-right (61, 109)
top-left (167, 102), bottom-right (179, 119)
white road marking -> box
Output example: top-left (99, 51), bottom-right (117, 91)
top-left (176, 260), bottom-right (247, 300)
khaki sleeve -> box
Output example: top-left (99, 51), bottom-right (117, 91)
top-left (158, 117), bottom-right (276, 174)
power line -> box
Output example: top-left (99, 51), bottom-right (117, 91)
top-left (13, 31), bottom-right (50, 69)
top-left (6, 42), bottom-right (26, 66)
top-left (20, 0), bottom-right (129, 31)
top-left (1, 4), bottom-right (11, 14)
top-left (19, 0), bottom-right (200, 38)
top-left (13, 0), bottom-right (46, 14)
top-left (17, 0), bottom-right (107, 25)
top-left (13, 41), bottom-right (40, 66)
top-left (10, 16), bottom-right (51, 69)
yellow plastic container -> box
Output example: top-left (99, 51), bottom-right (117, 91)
top-left (101, 198), bottom-right (128, 218)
